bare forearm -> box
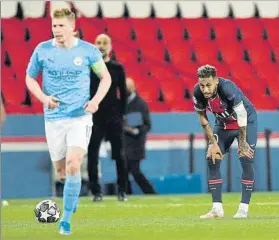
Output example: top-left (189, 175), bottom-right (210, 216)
top-left (202, 123), bottom-right (216, 144)
top-left (239, 126), bottom-right (247, 143)
top-left (92, 72), bottom-right (111, 104)
top-left (25, 76), bottom-right (46, 103)
top-left (198, 111), bottom-right (216, 144)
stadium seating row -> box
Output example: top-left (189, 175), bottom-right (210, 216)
top-left (1, 1), bottom-right (279, 18)
top-left (1, 2), bottom-right (279, 113)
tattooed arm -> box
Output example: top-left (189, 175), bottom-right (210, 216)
top-left (239, 126), bottom-right (247, 143)
top-left (238, 126), bottom-right (254, 159)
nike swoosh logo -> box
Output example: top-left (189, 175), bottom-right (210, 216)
top-left (250, 144), bottom-right (256, 147)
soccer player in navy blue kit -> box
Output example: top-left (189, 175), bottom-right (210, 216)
top-left (26, 9), bottom-right (111, 235)
top-left (193, 65), bottom-right (257, 219)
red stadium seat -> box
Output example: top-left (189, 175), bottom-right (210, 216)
top-left (5, 43), bottom-right (33, 83)
top-left (5, 103), bottom-right (34, 114)
top-left (1, 16), bottom-right (278, 113)
top-left (2, 18), bottom-right (26, 43)
top-left (167, 40), bottom-right (193, 65)
top-left (130, 18), bottom-right (161, 44)
top-left (244, 39), bottom-right (274, 64)
top-left (209, 18), bottom-right (238, 41)
top-left (211, 62), bottom-right (231, 79)
top-left (147, 101), bottom-right (170, 112)
top-left (261, 18), bottom-right (279, 51)
top-left (146, 61), bottom-right (178, 81)
top-left (160, 80), bottom-right (186, 103)
top-left (229, 61), bottom-right (266, 94)
top-left (178, 61), bottom-right (200, 78)
top-left (136, 78), bottom-right (160, 103)
top-left (181, 18), bottom-right (212, 42)
top-left (104, 18), bottom-right (133, 42)
top-left (156, 18), bottom-right (185, 43)
top-left (248, 93), bottom-right (278, 110)
top-left (192, 40), bottom-right (220, 64)
top-left (218, 40), bottom-right (246, 65)
top-left (140, 42), bottom-right (168, 63)
top-left (25, 18), bottom-right (52, 48)
top-left (255, 62), bottom-right (279, 96)
top-left (113, 41), bottom-right (140, 65)
top-left (180, 76), bottom-right (197, 92)
top-left (169, 99), bottom-right (195, 112)
top-left (2, 80), bottom-right (26, 105)
top-left (78, 17), bottom-right (105, 42)
top-left (1, 45), bottom-right (7, 67)
top-left (124, 63), bottom-right (151, 80)
top-left (234, 18), bottom-right (265, 41)
top-left (2, 67), bottom-right (16, 85)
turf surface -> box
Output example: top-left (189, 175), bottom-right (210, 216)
top-left (2, 192), bottom-right (279, 240)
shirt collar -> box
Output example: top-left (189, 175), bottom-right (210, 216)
top-left (52, 37), bottom-right (78, 47)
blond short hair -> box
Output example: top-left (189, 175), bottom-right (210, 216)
top-left (52, 8), bottom-right (75, 22)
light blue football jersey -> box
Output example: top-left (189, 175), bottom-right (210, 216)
top-left (26, 38), bottom-right (102, 121)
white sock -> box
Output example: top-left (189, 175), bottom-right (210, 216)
top-left (239, 203), bottom-right (249, 212)
top-left (213, 202), bottom-right (223, 211)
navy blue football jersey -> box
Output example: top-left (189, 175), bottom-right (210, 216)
top-left (193, 78), bottom-right (257, 130)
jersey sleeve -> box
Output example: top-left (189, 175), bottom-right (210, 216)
top-left (88, 44), bottom-right (103, 66)
top-left (26, 44), bottom-right (43, 78)
top-left (221, 81), bottom-right (242, 108)
top-left (193, 85), bottom-right (207, 112)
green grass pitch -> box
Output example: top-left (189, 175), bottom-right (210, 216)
top-left (2, 192), bottom-right (279, 240)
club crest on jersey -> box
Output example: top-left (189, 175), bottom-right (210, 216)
top-left (73, 57), bottom-right (83, 66)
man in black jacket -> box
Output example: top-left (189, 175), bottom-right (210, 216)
top-left (87, 34), bottom-right (128, 202)
top-left (124, 78), bottom-right (156, 195)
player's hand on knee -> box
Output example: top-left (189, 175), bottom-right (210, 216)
top-left (238, 141), bottom-right (254, 159)
top-left (84, 99), bottom-right (99, 113)
top-left (206, 143), bottom-right (223, 164)
top-left (43, 96), bottom-right (60, 109)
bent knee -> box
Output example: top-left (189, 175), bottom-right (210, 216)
top-left (66, 153), bottom-right (84, 175)
top-left (66, 160), bottom-right (80, 175)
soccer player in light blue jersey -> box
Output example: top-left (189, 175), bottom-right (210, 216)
top-left (25, 9), bottom-right (111, 235)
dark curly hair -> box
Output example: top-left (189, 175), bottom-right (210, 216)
top-left (197, 64), bottom-right (217, 78)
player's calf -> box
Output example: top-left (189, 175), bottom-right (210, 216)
top-left (233, 157), bottom-right (254, 218)
top-left (60, 147), bottom-right (84, 226)
top-left (200, 159), bottom-right (225, 219)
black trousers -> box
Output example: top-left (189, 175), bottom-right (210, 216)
top-left (127, 159), bottom-right (156, 194)
top-left (87, 116), bottom-right (128, 195)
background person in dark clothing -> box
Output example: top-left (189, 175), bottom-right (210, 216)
top-left (87, 34), bottom-right (128, 202)
top-left (124, 78), bottom-right (156, 195)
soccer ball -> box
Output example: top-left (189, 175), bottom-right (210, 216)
top-left (34, 199), bottom-right (61, 223)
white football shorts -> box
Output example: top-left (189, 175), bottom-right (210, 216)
top-left (45, 114), bottom-right (93, 162)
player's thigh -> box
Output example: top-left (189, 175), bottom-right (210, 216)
top-left (45, 120), bottom-right (67, 162)
top-left (66, 114), bottom-right (93, 157)
top-left (213, 126), bottom-right (237, 154)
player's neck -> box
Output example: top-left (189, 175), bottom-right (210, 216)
top-left (57, 37), bottom-right (77, 49)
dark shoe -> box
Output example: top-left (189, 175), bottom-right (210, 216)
top-left (93, 193), bottom-right (103, 202)
top-left (118, 191), bottom-right (128, 202)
